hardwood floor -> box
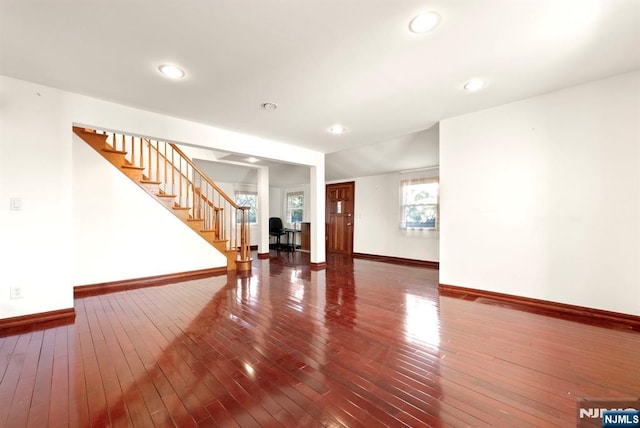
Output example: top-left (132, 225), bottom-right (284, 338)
top-left (1, 252), bottom-right (638, 427)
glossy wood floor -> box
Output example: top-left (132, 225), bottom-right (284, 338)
top-left (1, 252), bottom-right (639, 427)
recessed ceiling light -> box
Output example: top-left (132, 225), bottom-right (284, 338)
top-left (409, 12), bottom-right (441, 33)
top-left (464, 79), bottom-right (485, 92)
top-left (158, 64), bottom-right (185, 79)
top-left (246, 157), bottom-right (259, 163)
top-left (261, 102), bottom-right (278, 110)
top-left (329, 124), bottom-right (346, 135)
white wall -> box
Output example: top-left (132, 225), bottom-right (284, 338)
top-left (269, 187), bottom-right (282, 219)
top-left (440, 71), bottom-right (640, 316)
top-left (309, 164), bottom-right (326, 264)
top-left (339, 170), bottom-right (439, 262)
top-left (257, 167), bottom-right (270, 254)
top-left (0, 79), bottom-right (74, 319)
top-left (73, 135), bottom-right (227, 285)
top-left (0, 75), bottom-right (326, 319)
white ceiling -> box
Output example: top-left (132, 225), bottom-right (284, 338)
top-left (180, 141), bottom-right (312, 186)
top-left (1, 0), bottom-right (639, 178)
top-left (327, 123), bottom-right (439, 180)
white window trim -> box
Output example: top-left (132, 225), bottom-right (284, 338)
top-left (399, 175), bottom-right (439, 231)
top-left (234, 190), bottom-right (258, 224)
top-left (285, 190), bottom-right (305, 225)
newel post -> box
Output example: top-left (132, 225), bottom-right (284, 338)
top-left (236, 206), bottom-right (252, 273)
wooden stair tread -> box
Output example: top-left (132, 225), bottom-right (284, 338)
top-left (74, 125), bottom-right (251, 272)
top-left (74, 127), bottom-right (103, 137)
top-left (103, 148), bottom-right (127, 155)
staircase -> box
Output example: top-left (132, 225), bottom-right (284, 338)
top-left (73, 126), bottom-right (252, 272)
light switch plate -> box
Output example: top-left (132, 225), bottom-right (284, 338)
top-left (10, 198), bottom-right (22, 211)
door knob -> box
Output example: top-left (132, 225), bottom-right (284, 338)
top-left (347, 223), bottom-right (352, 226)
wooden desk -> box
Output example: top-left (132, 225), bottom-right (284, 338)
top-left (301, 222), bottom-right (310, 252)
top-left (282, 228), bottom-right (301, 251)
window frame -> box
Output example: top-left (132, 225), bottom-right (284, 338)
top-left (286, 190), bottom-right (304, 224)
top-left (234, 190), bottom-right (258, 224)
top-left (400, 176), bottom-right (439, 231)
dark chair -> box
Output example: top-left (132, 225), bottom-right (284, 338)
top-left (269, 217), bottom-right (286, 250)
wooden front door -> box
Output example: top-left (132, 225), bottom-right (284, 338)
top-left (326, 182), bottom-right (355, 254)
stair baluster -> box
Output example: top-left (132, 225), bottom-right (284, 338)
top-left (73, 126), bottom-right (252, 272)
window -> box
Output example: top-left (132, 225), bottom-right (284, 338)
top-left (400, 177), bottom-right (439, 229)
top-left (234, 191), bottom-right (257, 223)
top-left (286, 191), bottom-right (304, 223)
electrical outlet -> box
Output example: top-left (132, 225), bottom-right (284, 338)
top-left (10, 286), bottom-right (23, 299)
